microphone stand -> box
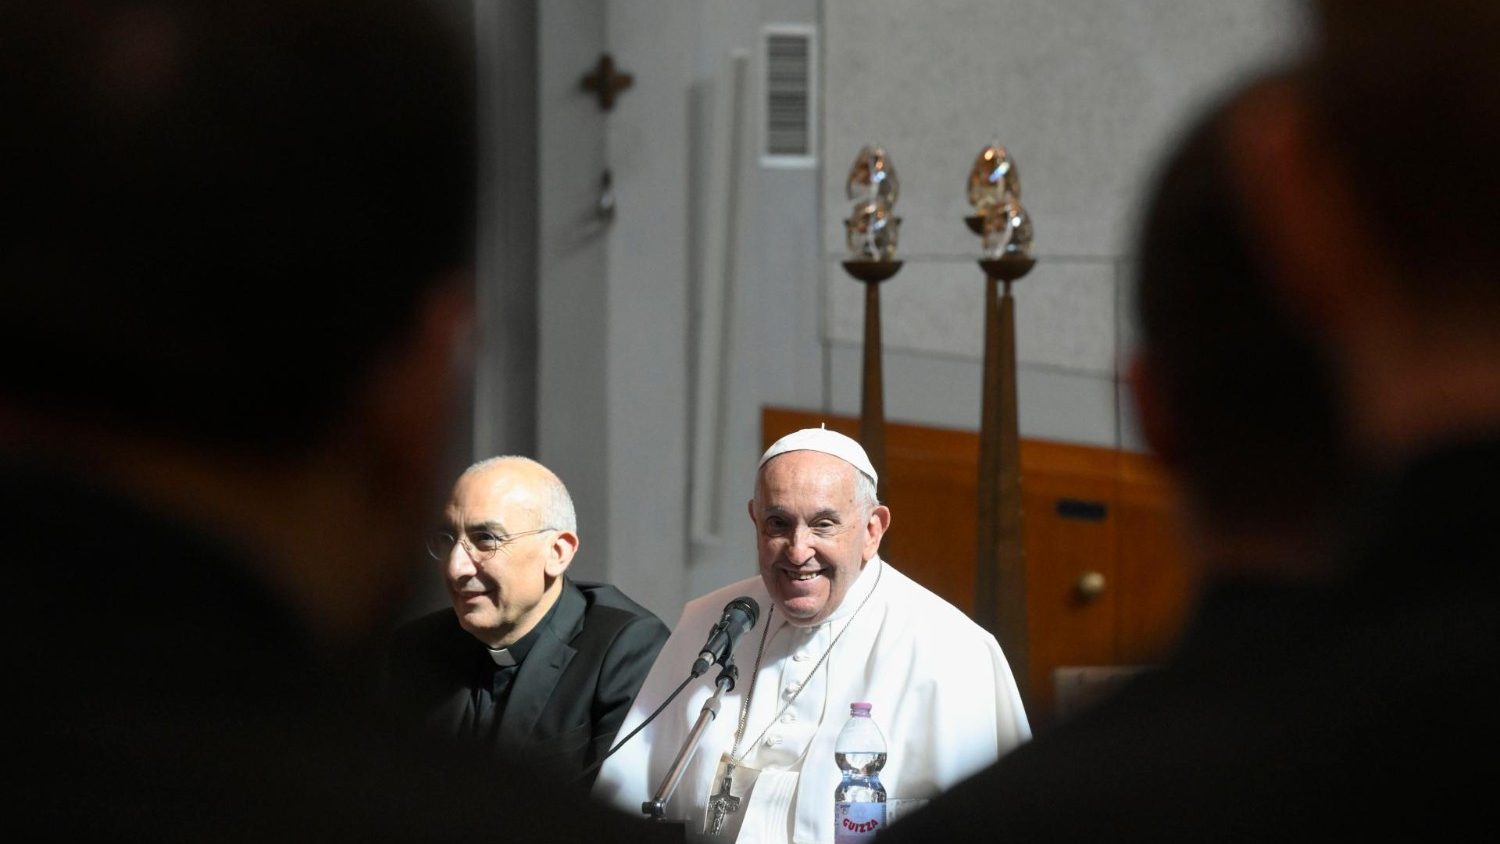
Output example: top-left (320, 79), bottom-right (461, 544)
top-left (641, 660), bottom-right (739, 821)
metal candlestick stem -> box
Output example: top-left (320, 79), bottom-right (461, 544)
top-left (840, 258), bottom-right (903, 502)
top-left (968, 213), bottom-right (1036, 701)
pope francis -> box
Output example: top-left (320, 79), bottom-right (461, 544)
top-left (593, 427), bottom-right (1031, 842)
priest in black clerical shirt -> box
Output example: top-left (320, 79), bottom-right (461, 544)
top-left (385, 456), bottom-right (669, 785)
top-left (468, 592), bottom-right (550, 741)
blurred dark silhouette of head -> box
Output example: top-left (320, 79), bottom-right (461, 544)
top-left (1221, 1), bottom-right (1500, 464)
top-left (1131, 82), bottom-right (1357, 569)
top-left (0, 0), bottom-right (480, 649)
top-left (1306, 0), bottom-right (1500, 312)
top-left (0, 0), bottom-right (476, 456)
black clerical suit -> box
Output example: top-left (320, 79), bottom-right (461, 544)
top-left (386, 578), bottom-right (669, 785)
top-left (879, 437), bottom-right (1500, 841)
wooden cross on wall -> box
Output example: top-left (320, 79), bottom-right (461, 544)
top-left (580, 53), bottom-right (634, 111)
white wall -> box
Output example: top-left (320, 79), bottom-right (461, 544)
top-left (536, 0), bottom-right (613, 586)
top-left (598, 0), bottom-right (697, 619)
top-left (529, 0), bottom-right (1306, 621)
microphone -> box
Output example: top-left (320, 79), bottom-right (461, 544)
top-left (574, 598), bottom-right (760, 788)
top-left (691, 596), bottom-right (760, 677)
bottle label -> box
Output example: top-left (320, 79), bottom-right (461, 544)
top-left (834, 801), bottom-right (886, 842)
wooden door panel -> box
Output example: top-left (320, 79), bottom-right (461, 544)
top-left (1115, 478), bottom-right (1194, 664)
top-left (883, 427), bottom-right (981, 615)
top-left (1021, 473), bottom-right (1118, 721)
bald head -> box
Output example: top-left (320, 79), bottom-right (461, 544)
top-left (462, 456), bottom-right (578, 534)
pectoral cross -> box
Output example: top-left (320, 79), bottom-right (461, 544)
top-left (706, 765), bottom-right (740, 834)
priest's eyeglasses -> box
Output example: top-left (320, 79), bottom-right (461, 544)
top-left (425, 528), bottom-right (556, 563)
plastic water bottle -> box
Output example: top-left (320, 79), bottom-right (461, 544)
top-left (833, 701), bottom-right (887, 843)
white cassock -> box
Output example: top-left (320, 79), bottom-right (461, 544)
top-left (593, 556), bottom-right (1031, 843)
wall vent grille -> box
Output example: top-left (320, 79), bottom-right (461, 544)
top-left (762, 25), bottom-right (816, 167)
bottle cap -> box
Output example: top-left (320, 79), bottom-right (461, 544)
top-left (850, 701), bottom-right (872, 715)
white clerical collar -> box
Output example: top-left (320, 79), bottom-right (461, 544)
top-left (486, 647), bottom-right (517, 667)
top-left (786, 555), bottom-right (885, 628)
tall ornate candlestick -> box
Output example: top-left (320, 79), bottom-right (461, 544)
top-left (966, 142), bottom-right (1036, 699)
top-left (842, 146), bottom-right (903, 500)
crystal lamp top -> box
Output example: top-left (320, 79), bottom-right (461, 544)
top-left (845, 200), bottom-right (901, 262)
top-left (981, 198), bottom-right (1033, 259)
top-left (967, 141), bottom-right (1021, 212)
top-left (847, 145), bottom-right (900, 207)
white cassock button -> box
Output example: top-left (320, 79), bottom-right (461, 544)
top-left (783, 683), bottom-right (801, 699)
top-left (792, 652), bottom-right (810, 662)
top-left (764, 735), bottom-right (782, 747)
top-left (780, 713), bottom-right (796, 724)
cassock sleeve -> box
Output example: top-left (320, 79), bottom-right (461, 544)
top-left (585, 612), bottom-right (672, 783)
top-left (592, 599), bottom-right (705, 812)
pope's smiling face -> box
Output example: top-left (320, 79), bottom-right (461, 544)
top-left (749, 451), bottom-right (890, 626)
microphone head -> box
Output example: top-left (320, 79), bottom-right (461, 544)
top-left (725, 596), bottom-right (760, 628)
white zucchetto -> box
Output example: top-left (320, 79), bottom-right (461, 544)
top-left (758, 425), bottom-right (878, 486)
